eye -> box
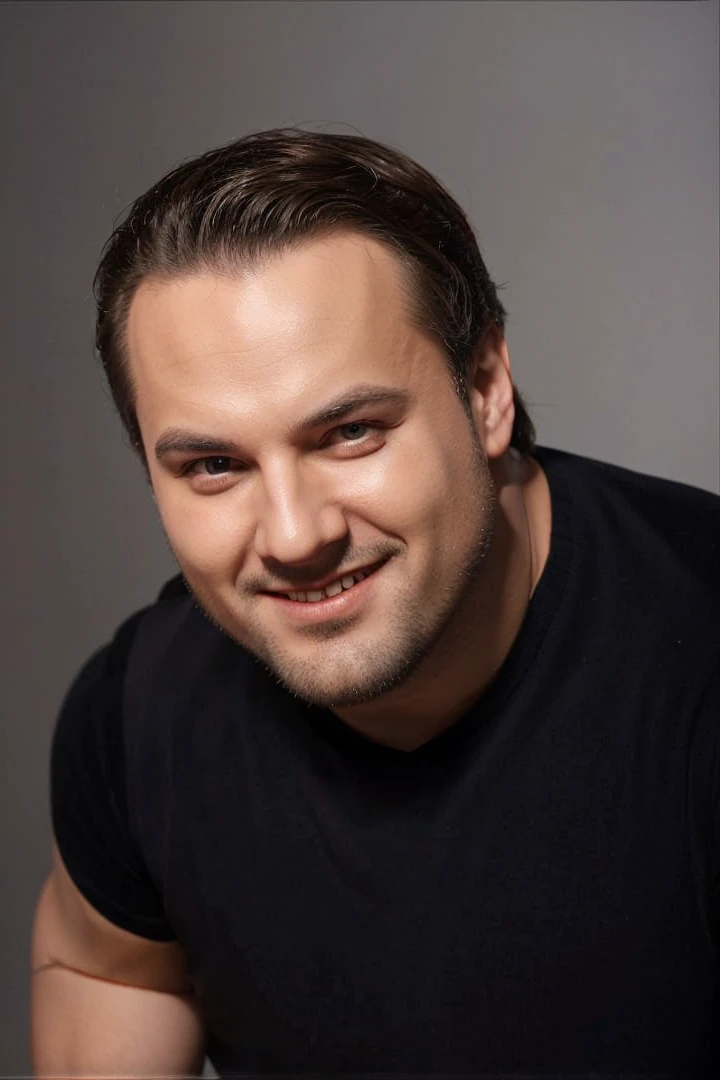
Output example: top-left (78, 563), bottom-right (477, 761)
top-left (325, 421), bottom-right (381, 445)
top-left (181, 456), bottom-right (235, 477)
top-left (338, 422), bottom-right (371, 441)
top-left (322, 421), bottom-right (386, 456)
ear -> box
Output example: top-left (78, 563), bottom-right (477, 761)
top-left (466, 326), bottom-right (516, 460)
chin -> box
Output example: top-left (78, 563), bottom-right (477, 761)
top-left (256, 626), bottom-right (436, 709)
top-left (272, 669), bottom-right (408, 709)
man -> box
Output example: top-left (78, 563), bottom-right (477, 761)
top-left (31, 128), bottom-right (719, 1078)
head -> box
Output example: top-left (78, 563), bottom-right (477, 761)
top-left (95, 129), bottom-right (536, 707)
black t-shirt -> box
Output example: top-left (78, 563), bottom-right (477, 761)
top-left (50, 447), bottom-right (720, 1077)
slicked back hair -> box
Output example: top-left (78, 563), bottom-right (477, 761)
top-left (94, 128), bottom-right (535, 460)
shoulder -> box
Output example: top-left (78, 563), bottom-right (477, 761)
top-left (49, 577), bottom-right (215, 942)
top-left (56, 575), bottom-right (274, 761)
top-left (93, 574), bottom-right (225, 687)
top-left (53, 575), bottom-right (229, 753)
top-left (121, 575), bottom-right (253, 704)
top-left (537, 447), bottom-right (720, 582)
top-left (536, 446), bottom-right (720, 648)
top-left (537, 444), bottom-right (719, 517)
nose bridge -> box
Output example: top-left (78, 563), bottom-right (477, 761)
top-left (254, 455), bottom-right (344, 564)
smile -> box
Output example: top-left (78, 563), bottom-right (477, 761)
top-left (265, 559), bottom-right (387, 621)
top-left (284, 567), bottom-right (371, 603)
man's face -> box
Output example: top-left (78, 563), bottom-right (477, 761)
top-left (127, 232), bottom-right (497, 707)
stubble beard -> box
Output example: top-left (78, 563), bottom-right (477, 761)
top-left (241, 454), bottom-right (497, 709)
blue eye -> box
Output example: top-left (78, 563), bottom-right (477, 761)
top-left (323, 421), bottom-right (387, 454)
top-left (338, 423), bottom-right (369, 441)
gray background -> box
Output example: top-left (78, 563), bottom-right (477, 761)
top-left (1, 0), bottom-right (718, 1072)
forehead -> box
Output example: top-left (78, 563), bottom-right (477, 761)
top-left (126, 231), bottom-right (442, 439)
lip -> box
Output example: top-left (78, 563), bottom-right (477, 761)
top-left (265, 560), bottom-right (386, 625)
top-left (266, 559), bottom-right (385, 598)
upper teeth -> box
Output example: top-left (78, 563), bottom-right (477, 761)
top-left (286, 570), bottom-right (367, 602)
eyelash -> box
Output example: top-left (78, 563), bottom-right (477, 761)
top-left (179, 422), bottom-right (385, 481)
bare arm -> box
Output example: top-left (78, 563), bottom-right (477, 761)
top-left (31, 844), bottom-right (206, 1077)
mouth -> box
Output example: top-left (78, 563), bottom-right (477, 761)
top-left (263, 559), bottom-right (388, 621)
top-left (267, 559), bottom-right (386, 602)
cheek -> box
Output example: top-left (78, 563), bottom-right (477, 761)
top-left (153, 485), bottom-right (252, 580)
top-left (383, 427), bottom-right (479, 537)
top-left (342, 425), bottom-right (473, 533)
top-left (404, 435), bottom-right (488, 563)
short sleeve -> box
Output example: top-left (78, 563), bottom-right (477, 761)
top-left (689, 658), bottom-right (720, 947)
top-left (50, 610), bottom-right (177, 942)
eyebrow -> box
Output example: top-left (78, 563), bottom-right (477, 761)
top-left (154, 384), bottom-right (410, 463)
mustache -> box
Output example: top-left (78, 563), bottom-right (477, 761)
top-left (242, 542), bottom-right (404, 593)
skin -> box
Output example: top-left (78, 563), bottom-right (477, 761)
top-left (127, 231), bottom-right (551, 751)
top-left (31, 845), bottom-right (205, 1075)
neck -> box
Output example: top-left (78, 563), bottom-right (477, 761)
top-left (332, 452), bottom-right (552, 751)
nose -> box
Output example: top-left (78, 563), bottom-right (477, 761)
top-left (253, 460), bottom-right (349, 568)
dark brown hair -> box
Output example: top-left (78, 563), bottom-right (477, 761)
top-left (94, 128), bottom-right (535, 458)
